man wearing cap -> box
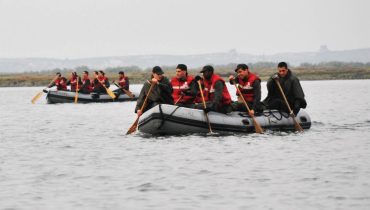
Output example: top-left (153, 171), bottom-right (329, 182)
top-left (113, 71), bottom-right (130, 96)
top-left (194, 65), bottom-right (232, 113)
top-left (229, 64), bottom-right (262, 115)
top-left (170, 64), bottom-right (196, 107)
top-left (263, 62), bottom-right (307, 115)
top-left (48, 72), bottom-right (67, 91)
top-left (135, 66), bottom-right (173, 116)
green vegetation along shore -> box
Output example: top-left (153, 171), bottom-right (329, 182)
top-left (1, 62), bottom-right (370, 87)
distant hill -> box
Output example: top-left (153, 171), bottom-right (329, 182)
top-left (1, 47), bottom-right (370, 73)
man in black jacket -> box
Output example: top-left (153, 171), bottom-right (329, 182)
top-left (263, 62), bottom-right (307, 115)
top-left (135, 66), bottom-right (173, 116)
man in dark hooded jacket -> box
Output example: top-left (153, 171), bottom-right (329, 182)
top-left (135, 66), bottom-right (173, 116)
top-left (263, 62), bottom-right (307, 115)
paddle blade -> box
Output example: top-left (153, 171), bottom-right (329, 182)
top-left (292, 116), bottom-right (304, 132)
top-left (106, 88), bottom-right (116, 99)
top-left (126, 118), bottom-right (139, 135)
top-left (123, 89), bottom-right (135, 98)
top-left (74, 92), bottom-right (78, 103)
top-left (252, 117), bottom-right (264, 134)
top-left (31, 92), bottom-right (43, 104)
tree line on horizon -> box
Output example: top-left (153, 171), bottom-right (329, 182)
top-left (1, 61), bottom-right (370, 87)
top-left (10, 61), bottom-right (370, 75)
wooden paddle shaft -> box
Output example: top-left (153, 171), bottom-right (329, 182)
top-left (197, 80), bottom-right (207, 109)
top-left (274, 79), bottom-right (293, 114)
top-left (234, 82), bottom-right (264, 134)
top-left (174, 94), bottom-right (183, 105)
top-left (139, 81), bottom-right (155, 112)
top-left (274, 78), bottom-right (304, 132)
top-left (197, 80), bottom-right (213, 133)
top-left (74, 77), bottom-right (79, 103)
top-left (126, 82), bottom-right (155, 134)
top-left (113, 82), bottom-right (134, 98)
top-left (234, 83), bottom-right (252, 113)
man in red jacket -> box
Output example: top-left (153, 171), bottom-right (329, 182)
top-left (170, 64), bottom-right (196, 107)
top-left (113, 71), bottom-right (130, 96)
top-left (229, 64), bottom-right (263, 115)
top-left (194, 65), bottom-right (232, 113)
top-left (93, 70), bottom-right (110, 94)
top-left (48, 72), bottom-right (67, 91)
top-left (66, 72), bottom-right (82, 92)
top-left (79, 71), bottom-right (93, 94)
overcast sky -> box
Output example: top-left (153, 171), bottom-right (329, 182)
top-left (0, 0), bottom-right (369, 58)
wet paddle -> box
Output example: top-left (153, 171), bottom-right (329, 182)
top-left (113, 82), bottom-right (135, 98)
top-left (233, 82), bottom-right (264, 134)
top-left (273, 78), bottom-right (304, 132)
top-left (197, 80), bottom-right (214, 134)
top-left (74, 77), bottom-right (79, 103)
top-left (126, 81), bottom-right (155, 134)
top-left (31, 76), bottom-right (58, 104)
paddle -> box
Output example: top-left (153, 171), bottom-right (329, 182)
top-left (31, 76), bottom-right (58, 104)
top-left (126, 81), bottom-right (155, 134)
top-left (197, 80), bottom-right (214, 134)
top-left (233, 81), bottom-right (264, 134)
top-left (113, 82), bottom-right (135, 98)
top-left (174, 94), bottom-right (184, 105)
top-left (273, 77), bottom-right (304, 132)
top-left (74, 77), bottom-right (79, 103)
top-left (99, 81), bottom-right (116, 99)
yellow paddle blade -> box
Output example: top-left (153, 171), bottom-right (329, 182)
top-left (106, 88), bottom-right (116, 99)
top-left (74, 92), bottom-right (78, 103)
top-left (31, 92), bottom-right (43, 104)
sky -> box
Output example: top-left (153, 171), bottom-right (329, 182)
top-left (0, 0), bottom-right (369, 58)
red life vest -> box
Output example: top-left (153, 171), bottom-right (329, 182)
top-left (236, 72), bottom-right (260, 102)
top-left (82, 78), bottom-right (93, 92)
top-left (118, 76), bottom-right (128, 88)
top-left (70, 76), bottom-right (78, 91)
top-left (55, 77), bottom-right (67, 91)
top-left (94, 75), bottom-right (106, 89)
top-left (171, 75), bottom-right (194, 104)
top-left (202, 74), bottom-right (232, 105)
top-left (103, 76), bottom-right (109, 86)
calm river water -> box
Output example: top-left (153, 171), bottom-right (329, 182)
top-left (0, 80), bottom-right (370, 210)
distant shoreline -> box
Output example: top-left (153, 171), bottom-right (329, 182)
top-left (1, 63), bottom-right (370, 87)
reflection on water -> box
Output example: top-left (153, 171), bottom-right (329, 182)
top-left (0, 80), bottom-right (370, 209)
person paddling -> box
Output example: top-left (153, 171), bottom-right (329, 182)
top-left (48, 72), bottom-right (67, 91)
top-left (170, 64), bottom-right (196, 107)
top-left (66, 72), bottom-right (82, 92)
top-left (113, 71), bottom-right (130, 97)
top-left (263, 62), bottom-right (307, 115)
top-left (93, 70), bottom-right (110, 94)
top-left (135, 66), bottom-right (173, 117)
top-left (194, 65), bottom-right (232, 114)
top-left (79, 71), bottom-right (93, 94)
top-left (229, 64), bottom-right (263, 115)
